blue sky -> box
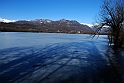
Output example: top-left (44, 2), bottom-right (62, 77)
top-left (0, 0), bottom-right (101, 24)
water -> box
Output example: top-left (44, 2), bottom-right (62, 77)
top-left (0, 32), bottom-right (123, 83)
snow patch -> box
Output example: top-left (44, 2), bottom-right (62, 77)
top-left (81, 23), bottom-right (93, 27)
top-left (0, 18), bottom-right (16, 23)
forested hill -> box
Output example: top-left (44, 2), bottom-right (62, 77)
top-left (0, 19), bottom-right (93, 34)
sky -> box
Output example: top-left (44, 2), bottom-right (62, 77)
top-left (0, 0), bottom-right (101, 24)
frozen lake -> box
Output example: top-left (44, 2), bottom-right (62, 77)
top-left (0, 32), bottom-right (107, 49)
top-left (0, 32), bottom-right (124, 83)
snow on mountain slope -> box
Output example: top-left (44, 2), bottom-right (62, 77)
top-left (81, 23), bottom-right (93, 27)
top-left (0, 18), bottom-right (16, 23)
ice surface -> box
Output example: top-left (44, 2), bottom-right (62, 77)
top-left (0, 32), bottom-right (123, 83)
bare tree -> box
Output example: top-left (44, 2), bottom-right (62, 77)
top-left (94, 0), bottom-right (124, 48)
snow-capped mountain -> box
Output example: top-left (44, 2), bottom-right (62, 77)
top-left (0, 18), bottom-right (16, 23)
top-left (0, 18), bottom-right (94, 33)
top-left (15, 19), bottom-right (52, 25)
top-left (81, 23), bottom-right (93, 27)
top-left (0, 18), bottom-right (93, 27)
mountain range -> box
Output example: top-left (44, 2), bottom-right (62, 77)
top-left (0, 18), bottom-right (93, 34)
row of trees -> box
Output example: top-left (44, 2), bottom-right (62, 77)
top-left (94, 0), bottom-right (124, 48)
top-left (93, 1), bottom-right (124, 82)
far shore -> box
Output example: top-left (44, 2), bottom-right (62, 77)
top-left (0, 31), bottom-right (108, 35)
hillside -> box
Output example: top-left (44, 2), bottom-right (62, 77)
top-left (0, 19), bottom-right (93, 34)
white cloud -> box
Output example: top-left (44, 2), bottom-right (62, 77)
top-left (0, 18), bottom-right (16, 23)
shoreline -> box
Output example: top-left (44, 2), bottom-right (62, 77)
top-left (0, 31), bottom-right (108, 35)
